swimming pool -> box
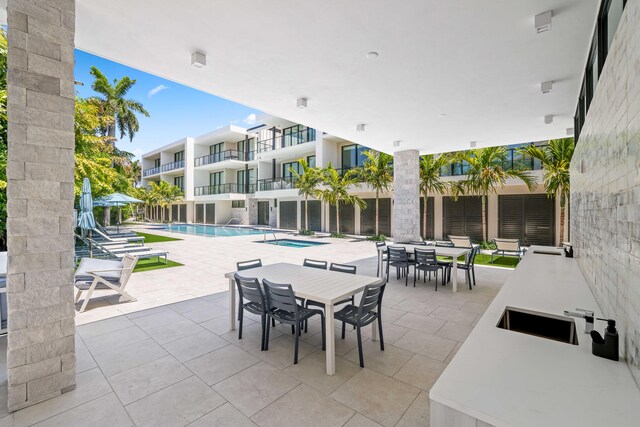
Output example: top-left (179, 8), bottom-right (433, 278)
top-left (165, 224), bottom-right (270, 237)
top-left (257, 239), bottom-right (329, 248)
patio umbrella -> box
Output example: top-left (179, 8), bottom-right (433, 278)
top-left (93, 192), bottom-right (144, 233)
top-left (77, 178), bottom-right (96, 256)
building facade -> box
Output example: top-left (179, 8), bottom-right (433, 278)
top-left (141, 114), bottom-right (562, 245)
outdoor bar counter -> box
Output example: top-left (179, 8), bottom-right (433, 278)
top-left (429, 246), bottom-right (640, 426)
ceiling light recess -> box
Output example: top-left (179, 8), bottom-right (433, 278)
top-left (191, 51), bottom-right (206, 68)
top-left (296, 97), bottom-right (308, 109)
top-left (535, 11), bottom-right (553, 33)
top-left (356, 123), bottom-right (366, 132)
top-left (566, 127), bottom-right (575, 135)
top-left (544, 115), bottom-right (554, 124)
top-left (541, 81), bottom-right (553, 94)
top-left (366, 52), bottom-right (379, 59)
top-left (392, 140), bottom-right (401, 148)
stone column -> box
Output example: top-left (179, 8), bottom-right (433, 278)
top-left (6, 0), bottom-right (76, 411)
top-left (393, 150), bottom-right (420, 242)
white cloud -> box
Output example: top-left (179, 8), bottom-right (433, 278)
top-left (148, 84), bottom-right (168, 98)
top-left (242, 113), bottom-right (257, 125)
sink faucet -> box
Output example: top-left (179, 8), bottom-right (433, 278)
top-left (564, 309), bottom-right (595, 334)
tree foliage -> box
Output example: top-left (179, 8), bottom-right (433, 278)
top-left (359, 150), bottom-right (393, 236)
top-left (316, 164), bottom-right (366, 236)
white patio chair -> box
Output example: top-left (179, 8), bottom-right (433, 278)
top-left (74, 254), bottom-right (138, 312)
top-left (93, 228), bottom-right (144, 244)
top-left (448, 235), bottom-right (473, 248)
top-left (491, 238), bottom-right (523, 262)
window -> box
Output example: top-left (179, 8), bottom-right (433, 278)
top-left (154, 158), bottom-right (160, 168)
top-left (236, 169), bottom-right (255, 187)
top-left (307, 155), bottom-right (316, 168)
top-left (283, 161), bottom-right (301, 178)
top-left (174, 151), bottom-right (184, 162)
top-left (232, 200), bottom-right (245, 208)
top-left (341, 144), bottom-right (368, 170)
top-left (210, 172), bottom-right (223, 186)
top-left (210, 142), bottom-right (224, 155)
top-left (173, 176), bottom-right (184, 190)
top-left (574, 0), bottom-right (627, 142)
top-left (282, 125), bottom-right (315, 147)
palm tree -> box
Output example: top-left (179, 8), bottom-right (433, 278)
top-left (359, 150), bottom-right (394, 236)
top-left (452, 146), bottom-right (536, 242)
top-left (150, 181), bottom-right (183, 222)
top-left (289, 158), bottom-right (321, 233)
top-left (89, 66), bottom-right (150, 142)
top-left (518, 138), bottom-right (574, 243)
top-left (419, 154), bottom-right (451, 239)
top-left (316, 164), bottom-right (366, 236)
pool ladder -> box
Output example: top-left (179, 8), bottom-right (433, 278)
top-left (262, 226), bottom-right (278, 245)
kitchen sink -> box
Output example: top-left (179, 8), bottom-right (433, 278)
top-left (497, 306), bottom-right (578, 345)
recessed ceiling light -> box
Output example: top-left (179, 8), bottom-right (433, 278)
top-left (541, 81), bottom-right (553, 94)
top-left (366, 52), bottom-right (379, 59)
top-left (544, 115), bottom-right (554, 124)
top-left (438, 113), bottom-right (447, 118)
top-left (393, 140), bottom-right (401, 147)
top-left (191, 51), bottom-right (206, 68)
top-left (566, 127), bottom-right (575, 135)
top-left (296, 97), bottom-right (308, 109)
top-left (469, 141), bottom-right (477, 148)
top-left (535, 11), bottom-right (553, 33)
top-left (356, 123), bottom-right (366, 132)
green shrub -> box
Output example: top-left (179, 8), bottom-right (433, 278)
top-left (479, 240), bottom-right (497, 250)
top-left (299, 229), bottom-right (315, 236)
top-left (366, 234), bottom-right (387, 242)
top-left (330, 232), bottom-right (346, 238)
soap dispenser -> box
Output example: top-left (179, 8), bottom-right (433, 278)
top-left (590, 318), bottom-right (619, 361)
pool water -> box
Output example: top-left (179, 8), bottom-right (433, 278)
top-left (257, 239), bottom-right (329, 248)
top-left (165, 224), bottom-right (269, 237)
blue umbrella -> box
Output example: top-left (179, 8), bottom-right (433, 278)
top-left (93, 192), bottom-right (143, 232)
top-left (77, 178), bottom-right (96, 256)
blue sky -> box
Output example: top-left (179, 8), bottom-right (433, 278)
top-left (74, 50), bottom-right (263, 160)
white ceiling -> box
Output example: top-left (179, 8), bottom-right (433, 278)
top-left (73, 1), bottom-right (596, 153)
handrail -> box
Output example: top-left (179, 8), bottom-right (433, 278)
top-left (143, 166), bottom-right (161, 177)
top-left (260, 225), bottom-right (278, 245)
top-left (223, 218), bottom-right (239, 229)
top-left (161, 159), bottom-right (184, 172)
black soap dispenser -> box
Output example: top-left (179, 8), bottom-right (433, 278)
top-left (590, 318), bottom-right (619, 361)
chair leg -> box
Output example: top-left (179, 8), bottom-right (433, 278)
top-left (413, 267), bottom-right (417, 287)
top-left (378, 318), bottom-right (385, 351)
top-left (74, 289), bottom-right (83, 303)
top-left (472, 267), bottom-right (477, 286)
top-left (260, 314), bottom-right (266, 351)
top-left (356, 326), bottom-right (364, 367)
top-left (78, 279), bottom-right (99, 313)
top-left (341, 321), bottom-right (346, 339)
top-left (468, 270), bottom-right (472, 290)
top-left (294, 322), bottom-right (300, 364)
top-left (264, 317), bottom-right (271, 350)
top-left (238, 306), bottom-right (244, 340)
top-left (405, 267), bottom-right (408, 286)
top-left (272, 318), bottom-right (276, 327)
top-left (435, 270), bottom-right (439, 291)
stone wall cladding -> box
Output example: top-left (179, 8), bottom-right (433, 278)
top-left (571, 0), bottom-right (640, 388)
top-left (393, 149), bottom-right (421, 242)
top-left (6, 0), bottom-right (76, 411)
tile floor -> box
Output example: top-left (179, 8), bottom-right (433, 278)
top-left (0, 226), bottom-right (511, 426)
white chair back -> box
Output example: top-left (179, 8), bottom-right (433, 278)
top-left (449, 235), bottom-right (473, 248)
top-left (495, 238), bottom-right (520, 252)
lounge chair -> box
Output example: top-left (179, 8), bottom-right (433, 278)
top-left (93, 228), bottom-right (144, 244)
top-left (96, 223), bottom-right (138, 238)
top-left (491, 238), bottom-right (524, 262)
top-left (74, 254), bottom-right (138, 312)
top-left (79, 235), bottom-right (169, 264)
top-left (448, 235), bottom-right (473, 248)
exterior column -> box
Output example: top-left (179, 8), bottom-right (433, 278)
top-left (6, 0), bottom-right (77, 411)
top-left (393, 150), bottom-right (420, 242)
top-left (433, 195), bottom-right (444, 240)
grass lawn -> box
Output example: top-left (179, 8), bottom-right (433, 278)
top-left (133, 257), bottom-right (183, 273)
top-left (438, 253), bottom-right (520, 269)
top-left (135, 231), bottom-right (182, 243)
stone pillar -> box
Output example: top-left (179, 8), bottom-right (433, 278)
top-left (6, 0), bottom-right (76, 412)
top-left (393, 150), bottom-right (420, 242)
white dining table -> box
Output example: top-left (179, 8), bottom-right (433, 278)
top-left (225, 262), bottom-right (384, 375)
top-left (377, 244), bottom-right (470, 292)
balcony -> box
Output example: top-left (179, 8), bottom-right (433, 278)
top-left (257, 176), bottom-right (297, 191)
top-left (253, 128), bottom-right (317, 152)
top-left (194, 183), bottom-right (256, 196)
top-left (194, 150), bottom-right (255, 167)
top-left (161, 159), bottom-right (184, 172)
top-left (440, 145), bottom-right (544, 177)
top-left (142, 166), bottom-right (161, 177)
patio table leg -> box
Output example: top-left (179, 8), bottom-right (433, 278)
top-left (229, 277), bottom-right (236, 331)
top-left (325, 303), bottom-right (336, 375)
top-left (372, 319), bottom-right (378, 342)
top-left (451, 259), bottom-right (458, 292)
top-left (377, 250), bottom-right (384, 277)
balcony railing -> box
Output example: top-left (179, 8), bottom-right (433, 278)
top-left (257, 177), bottom-right (297, 191)
top-left (440, 145), bottom-right (545, 177)
top-left (194, 183), bottom-right (256, 196)
top-left (142, 166), bottom-right (161, 177)
top-left (194, 150), bottom-right (255, 167)
top-left (161, 159), bottom-right (184, 172)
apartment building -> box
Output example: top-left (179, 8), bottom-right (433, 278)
top-left (141, 115), bottom-right (561, 245)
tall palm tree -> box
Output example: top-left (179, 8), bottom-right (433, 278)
top-left (518, 138), bottom-right (574, 243)
top-left (359, 150), bottom-right (394, 236)
top-left (89, 66), bottom-right (150, 142)
top-left (419, 154), bottom-right (451, 239)
top-left (452, 146), bottom-right (536, 242)
top-left (316, 164), bottom-right (366, 236)
top-left (290, 158), bottom-right (321, 232)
